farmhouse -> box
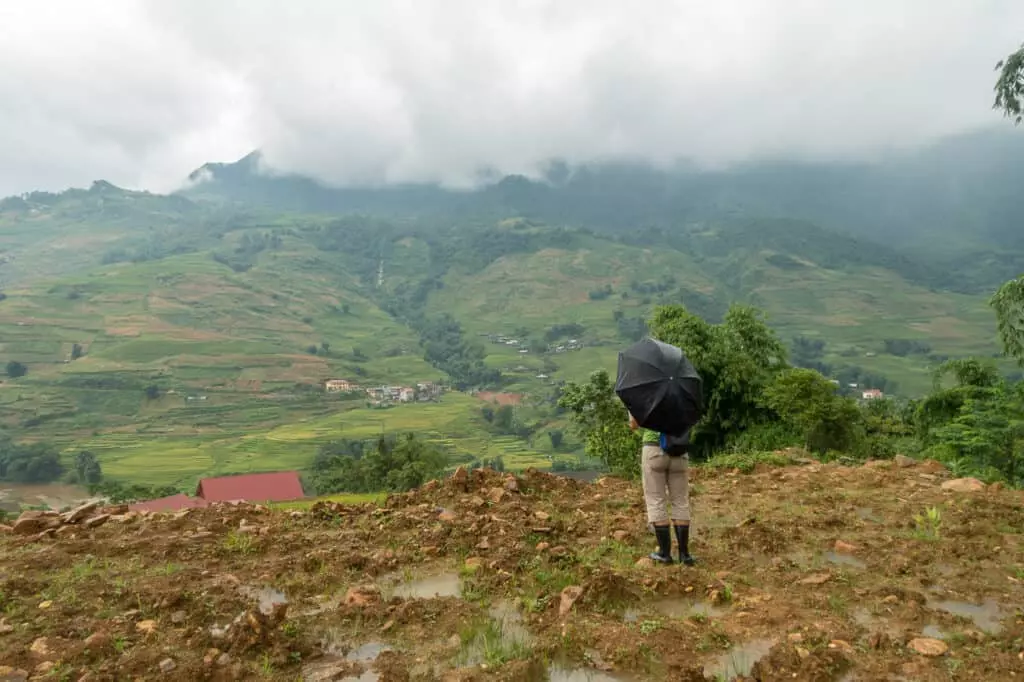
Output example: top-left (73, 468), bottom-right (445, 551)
top-left (325, 379), bottom-right (355, 393)
top-left (861, 389), bottom-right (884, 400)
top-left (128, 470), bottom-right (305, 512)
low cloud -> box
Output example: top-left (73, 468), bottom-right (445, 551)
top-left (1, 0), bottom-right (1021, 196)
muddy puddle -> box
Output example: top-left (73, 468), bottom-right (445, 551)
top-left (927, 597), bottom-right (1004, 633)
top-left (237, 585), bottom-right (288, 614)
top-left (824, 551), bottom-right (866, 569)
top-left (703, 638), bottom-right (773, 680)
top-left (652, 597), bottom-right (726, 620)
top-left (460, 600), bottom-right (533, 666)
top-left (383, 570), bottom-right (461, 599)
top-left (547, 666), bottom-right (636, 681)
top-left (304, 640), bottom-right (390, 682)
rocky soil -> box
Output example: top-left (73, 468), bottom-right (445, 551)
top-left (0, 458), bottom-right (1022, 681)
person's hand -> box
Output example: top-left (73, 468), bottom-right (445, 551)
top-left (628, 414), bottom-right (639, 430)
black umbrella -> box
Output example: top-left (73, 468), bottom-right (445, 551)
top-left (615, 337), bottom-right (703, 435)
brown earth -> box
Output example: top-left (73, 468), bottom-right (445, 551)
top-left (0, 460), bottom-right (1022, 681)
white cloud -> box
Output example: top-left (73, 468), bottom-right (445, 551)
top-left (0, 0), bottom-right (1021, 195)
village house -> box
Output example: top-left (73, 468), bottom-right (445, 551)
top-left (324, 378), bottom-right (355, 393)
top-left (861, 389), bottom-right (884, 400)
top-left (129, 470), bottom-right (305, 512)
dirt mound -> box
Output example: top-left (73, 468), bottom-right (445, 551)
top-left (1, 461), bottom-right (1022, 680)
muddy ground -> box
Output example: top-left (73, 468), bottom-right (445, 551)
top-left (0, 457), bottom-right (1022, 681)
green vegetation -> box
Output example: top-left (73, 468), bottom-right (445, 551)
top-left (310, 433), bottom-right (447, 494)
top-left (0, 434), bottom-right (63, 483)
top-left (994, 43), bottom-right (1024, 125)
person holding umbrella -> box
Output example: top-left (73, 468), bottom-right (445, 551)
top-left (616, 338), bottom-right (703, 566)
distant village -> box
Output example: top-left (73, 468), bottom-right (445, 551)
top-left (324, 379), bottom-right (445, 407)
top-left (482, 333), bottom-right (585, 354)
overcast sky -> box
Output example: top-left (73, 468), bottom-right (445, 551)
top-left (0, 1), bottom-right (1021, 196)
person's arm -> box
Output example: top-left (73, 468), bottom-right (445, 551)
top-left (628, 413), bottom-right (639, 430)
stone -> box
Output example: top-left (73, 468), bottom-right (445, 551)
top-left (0, 620), bottom-right (12, 635)
top-left (438, 510), bottom-right (457, 522)
top-left (534, 511), bottom-right (551, 522)
top-left (795, 646), bottom-right (811, 660)
top-left (882, 595), bottom-right (900, 604)
top-left (829, 640), bottom-right (855, 654)
top-left (941, 477), bottom-right (985, 493)
top-left (612, 530), bottom-right (629, 542)
top-left (989, 482), bottom-right (1004, 493)
top-left (11, 511), bottom-right (59, 536)
top-left (33, 662), bottom-right (55, 677)
top-left (487, 487), bottom-right (506, 504)
top-left (136, 620), bottom-right (158, 634)
top-left (84, 514), bottom-right (111, 530)
top-left (216, 653), bottom-right (232, 667)
top-left (894, 455), bottom-right (916, 468)
top-left (549, 545), bottom-right (569, 558)
top-left (503, 476), bottom-right (520, 493)
top-left (171, 610), bottom-right (187, 625)
top-left (464, 557), bottom-right (483, 569)
top-left (0, 667), bottom-right (28, 682)
top-left (475, 537), bottom-right (490, 550)
top-left (469, 496), bottom-right (486, 509)
top-left (84, 631), bottom-right (111, 651)
top-left (908, 638), bottom-right (948, 657)
top-left (0, 525), bottom-right (12, 534)
top-left (203, 649), bottom-right (221, 666)
top-left (635, 557), bottom-right (655, 569)
top-left (62, 500), bottom-right (102, 524)
top-left (452, 466), bottom-right (469, 488)
top-left (159, 658), bottom-right (177, 674)
top-left (834, 540), bottom-right (859, 554)
top-left (864, 459), bottom-right (891, 469)
top-left (343, 585), bottom-right (380, 607)
top-left (559, 585), bottom-right (584, 617)
top-left (536, 542), bottom-right (550, 552)
top-left (920, 459), bottom-right (947, 474)
top-left (787, 633), bottom-right (803, 643)
top-left (29, 637), bottom-right (57, 660)
top-left (798, 572), bottom-right (832, 586)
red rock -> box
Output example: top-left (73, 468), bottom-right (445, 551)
top-left (798, 572), bottom-right (832, 585)
top-left (0, 525), bottom-right (12, 533)
top-left (84, 514), bottom-right (111, 529)
top-left (559, 585), bottom-right (583, 616)
top-left (61, 501), bottom-right (101, 524)
top-left (834, 540), bottom-right (859, 554)
top-left (343, 585), bottom-right (380, 607)
top-left (908, 638), bottom-right (948, 657)
top-left (534, 511), bottom-right (551, 522)
top-left (536, 542), bottom-right (550, 552)
top-left (12, 512), bottom-right (59, 536)
top-left (438, 510), bottom-right (457, 522)
top-left (941, 478), bottom-right (985, 493)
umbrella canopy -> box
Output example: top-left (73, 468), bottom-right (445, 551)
top-left (615, 338), bottom-right (703, 435)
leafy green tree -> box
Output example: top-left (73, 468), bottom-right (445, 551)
top-left (991, 275), bottom-right (1024, 365)
top-left (994, 43), bottom-right (1024, 124)
top-left (5, 361), bottom-right (26, 379)
top-left (70, 343), bottom-right (84, 360)
top-left (144, 385), bottom-right (160, 400)
top-left (548, 429), bottom-right (565, 450)
top-left (312, 433), bottom-right (447, 494)
top-left (762, 368), bottom-right (863, 454)
top-left (648, 304), bottom-right (787, 455)
top-left (0, 440), bottom-right (63, 483)
top-left (558, 370), bottom-right (640, 477)
top-left (75, 450), bottom-right (103, 485)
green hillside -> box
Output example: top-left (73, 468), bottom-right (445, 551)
top-left (0, 173), bottom-right (1013, 489)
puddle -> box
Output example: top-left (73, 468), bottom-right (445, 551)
top-left (653, 598), bottom-right (727, 620)
top-left (238, 585), bottom-right (288, 614)
top-left (855, 507), bottom-right (881, 523)
top-left (383, 571), bottom-right (461, 599)
top-left (922, 624), bottom-right (947, 639)
top-left (548, 666), bottom-right (635, 681)
top-left (927, 598), bottom-right (1004, 634)
top-left (302, 641), bottom-right (389, 682)
top-left (825, 551), bottom-right (867, 570)
top-left (703, 639), bottom-right (774, 681)
top-left (460, 601), bottom-right (534, 666)
top-left (488, 600), bottom-right (533, 646)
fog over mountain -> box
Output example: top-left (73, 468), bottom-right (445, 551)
top-left (1, 0), bottom-right (1022, 196)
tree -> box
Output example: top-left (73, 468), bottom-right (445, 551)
top-left (994, 43), bottom-right (1024, 124)
top-left (548, 429), bottom-right (565, 450)
top-left (763, 368), bottom-right (863, 454)
top-left (991, 275), bottom-right (1024, 365)
top-left (74, 450), bottom-right (103, 485)
top-left (648, 304), bottom-right (787, 455)
top-left (311, 433), bottom-right (447, 494)
top-left (5, 361), bottom-right (26, 379)
top-left (144, 384), bottom-right (160, 400)
top-left (0, 440), bottom-right (63, 483)
top-left (558, 369), bottom-right (640, 477)
top-left (70, 343), bottom-right (84, 360)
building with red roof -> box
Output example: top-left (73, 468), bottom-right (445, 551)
top-left (129, 493), bottom-right (209, 513)
top-left (195, 471), bottom-right (305, 504)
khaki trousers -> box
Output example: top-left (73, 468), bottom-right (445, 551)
top-left (641, 444), bottom-right (690, 524)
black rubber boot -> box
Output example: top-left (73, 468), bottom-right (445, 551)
top-left (674, 524), bottom-right (696, 566)
top-left (649, 525), bottom-right (674, 564)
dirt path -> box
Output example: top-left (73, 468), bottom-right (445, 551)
top-left (0, 459), bottom-right (1021, 681)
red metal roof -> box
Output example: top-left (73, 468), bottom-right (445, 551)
top-left (196, 471), bottom-right (304, 503)
top-left (129, 493), bottom-right (209, 513)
